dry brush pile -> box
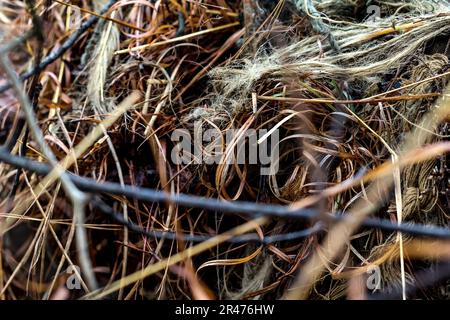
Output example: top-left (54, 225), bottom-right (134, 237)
top-left (0, 0), bottom-right (450, 300)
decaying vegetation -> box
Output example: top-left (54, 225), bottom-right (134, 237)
top-left (0, 0), bottom-right (450, 300)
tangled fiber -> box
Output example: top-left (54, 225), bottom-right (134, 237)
top-left (0, 0), bottom-right (450, 300)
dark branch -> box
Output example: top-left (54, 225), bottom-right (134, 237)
top-left (93, 198), bottom-right (323, 244)
top-left (1, 147), bottom-right (450, 241)
top-left (0, 0), bottom-right (117, 95)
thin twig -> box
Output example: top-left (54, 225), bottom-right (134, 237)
top-left (1, 147), bottom-right (450, 241)
top-left (0, 53), bottom-right (98, 291)
top-left (0, 0), bottom-right (117, 95)
top-left (93, 197), bottom-right (322, 244)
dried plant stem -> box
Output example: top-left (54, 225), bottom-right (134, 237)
top-left (285, 87), bottom-right (450, 300)
top-left (1, 92), bottom-right (141, 227)
top-left (83, 217), bottom-right (268, 300)
top-left (53, 0), bottom-right (145, 32)
top-left (114, 21), bottom-right (240, 55)
top-left (0, 0), bottom-right (117, 95)
top-left (0, 53), bottom-right (99, 291)
top-left (1, 144), bottom-right (450, 241)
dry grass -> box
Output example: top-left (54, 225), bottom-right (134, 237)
top-left (0, 0), bottom-right (450, 300)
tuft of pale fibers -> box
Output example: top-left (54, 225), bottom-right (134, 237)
top-left (87, 0), bottom-right (120, 115)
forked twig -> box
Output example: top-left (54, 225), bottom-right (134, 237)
top-left (0, 52), bottom-right (98, 291)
